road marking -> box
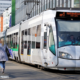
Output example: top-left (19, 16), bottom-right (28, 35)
top-left (0, 76), bottom-right (9, 78)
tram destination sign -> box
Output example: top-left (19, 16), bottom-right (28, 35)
top-left (56, 12), bottom-right (80, 19)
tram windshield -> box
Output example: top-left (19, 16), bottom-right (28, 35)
top-left (56, 19), bottom-right (80, 48)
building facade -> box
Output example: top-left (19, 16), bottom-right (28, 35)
top-left (74, 0), bottom-right (80, 7)
top-left (0, 15), bottom-right (3, 32)
top-left (15, 0), bottom-right (80, 25)
top-left (0, 0), bottom-right (11, 15)
top-left (3, 7), bottom-right (11, 31)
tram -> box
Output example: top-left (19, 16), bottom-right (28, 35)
top-left (5, 9), bottom-right (80, 70)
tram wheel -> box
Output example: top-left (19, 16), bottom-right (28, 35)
top-left (40, 66), bottom-right (45, 70)
top-left (37, 65), bottom-right (40, 69)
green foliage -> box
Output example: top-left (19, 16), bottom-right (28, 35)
top-left (12, 0), bottom-right (15, 26)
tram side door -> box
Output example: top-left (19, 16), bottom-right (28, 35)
top-left (42, 25), bottom-right (58, 67)
top-left (42, 26), bottom-right (49, 65)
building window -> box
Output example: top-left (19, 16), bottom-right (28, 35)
top-left (74, 0), bottom-right (80, 7)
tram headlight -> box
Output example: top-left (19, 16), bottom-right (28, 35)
top-left (59, 52), bottom-right (72, 59)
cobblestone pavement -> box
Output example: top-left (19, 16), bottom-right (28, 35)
top-left (0, 60), bottom-right (80, 80)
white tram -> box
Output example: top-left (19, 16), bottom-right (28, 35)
top-left (5, 9), bottom-right (80, 70)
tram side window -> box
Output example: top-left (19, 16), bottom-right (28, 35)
top-left (6, 36), bottom-right (8, 47)
top-left (8, 35), bottom-right (10, 48)
top-left (49, 27), bottom-right (56, 55)
top-left (32, 27), bottom-right (36, 49)
top-left (24, 41), bottom-right (27, 48)
top-left (44, 32), bottom-right (47, 49)
top-left (25, 29), bottom-right (27, 35)
top-left (27, 41), bottom-right (31, 55)
top-left (15, 32), bottom-right (18, 48)
top-left (22, 30), bottom-right (24, 41)
top-left (11, 34), bottom-right (13, 48)
top-left (28, 29), bottom-right (30, 35)
top-left (32, 42), bottom-right (35, 49)
top-left (36, 42), bottom-right (40, 48)
top-left (37, 25), bottom-right (41, 36)
top-left (32, 26), bottom-right (36, 36)
top-left (13, 33), bottom-right (15, 48)
top-left (21, 31), bottom-right (24, 54)
top-left (21, 42), bottom-right (23, 54)
top-left (10, 35), bottom-right (11, 48)
top-left (36, 25), bottom-right (41, 49)
top-left (7, 36), bottom-right (9, 47)
top-left (7, 36), bottom-right (8, 46)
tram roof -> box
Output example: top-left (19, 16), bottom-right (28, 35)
top-left (51, 7), bottom-right (80, 12)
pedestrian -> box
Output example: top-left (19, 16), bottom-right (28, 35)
top-left (0, 39), bottom-right (8, 73)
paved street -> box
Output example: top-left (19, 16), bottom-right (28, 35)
top-left (0, 60), bottom-right (80, 80)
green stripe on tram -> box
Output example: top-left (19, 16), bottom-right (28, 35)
top-left (10, 45), bottom-right (19, 51)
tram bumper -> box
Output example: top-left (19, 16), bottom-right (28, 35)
top-left (57, 58), bottom-right (80, 71)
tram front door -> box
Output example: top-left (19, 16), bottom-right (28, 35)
top-left (42, 25), bottom-right (57, 67)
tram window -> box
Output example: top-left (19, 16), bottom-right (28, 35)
top-left (16, 42), bottom-right (17, 48)
top-left (28, 29), bottom-right (30, 35)
top-left (13, 34), bottom-right (15, 48)
top-left (7, 36), bottom-right (8, 46)
top-left (21, 41), bottom-right (24, 54)
top-left (49, 26), bottom-right (56, 55)
top-left (16, 32), bottom-right (18, 35)
top-left (32, 27), bottom-right (36, 36)
top-left (32, 42), bottom-right (35, 49)
top-left (44, 32), bottom-right (47, 49)
top-left (9, 35), bottom-right (10, 47)
top-left (22, 31), bottom-right (24, 41)
top-left (27, 41), bottom-right (31, 55)
top-left (10, 35), bottom-right (11, 48)
top-left (25, 29), bottom-right (27, 35)
top-left (11, 34), bottom-right (13, 48)
top-left (37, 25), bottom-right (41, 36)
top-left (7, 36), bottom-right (9, 47)
top-left (36, 42), bottom-right (40, 48)
top-left (24, 41), bottom-right (27, 48)
top-left (21, 43), bottom-right (23, 54)
top-left (22, 30), bottom-right (24, 35)
top-left (9, 35), bottom-right (10, 48)
top-left (16, 32), bottom-right (18, 48)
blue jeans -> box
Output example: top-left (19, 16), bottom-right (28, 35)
top-left (0, 61), bottom-right (5, 69)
